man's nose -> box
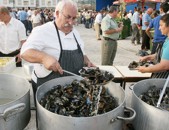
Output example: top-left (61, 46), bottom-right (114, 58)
top-left (67, 19), bottom-right (75, 25)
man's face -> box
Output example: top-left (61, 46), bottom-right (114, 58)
top-left (0, 12), bottom-right (5, 22)
top-left (57, 4), bottom-right (77, 34)
top-left (111, 10), bottom-right (118, 18)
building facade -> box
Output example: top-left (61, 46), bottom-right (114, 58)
top-left (0, 0), bottom-right (96, 9)
top-left (0, 0), bottom-right (59, 8)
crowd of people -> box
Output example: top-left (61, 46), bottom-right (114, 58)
top-left (8, 7), bottom-right (55, 35)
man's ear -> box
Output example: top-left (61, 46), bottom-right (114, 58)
top-left (55, 10), bottom-right (59, 17)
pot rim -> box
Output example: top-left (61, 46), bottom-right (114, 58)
top-left (0, 74), bottom-right (30, 107)
top-left (132, 79), bottom-right (169, 113)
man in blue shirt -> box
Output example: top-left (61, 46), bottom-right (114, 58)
top-left (141, 8), bottom-right (153, 50)
top-left (146, 3), bottom-right (168, 54)
top-left (18, 7), bottom-right (28, 36)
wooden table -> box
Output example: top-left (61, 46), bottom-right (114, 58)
top-left (114, 66), bottom-right (152, 89)
top-left (97, 65), bottom-right (124, 86)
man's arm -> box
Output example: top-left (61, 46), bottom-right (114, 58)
top-left (144, 22), bottom-right (149, 26)
top-left (104, 27), bottom-right (123, 34)
top-left (21, 49), bottom-right (63, 74)
top-left (16, 40), bottom-right (26, 63)
top-left (146, 27), bottom-right (153, 39)
top-left (84, 55), bottom-right (95, 67)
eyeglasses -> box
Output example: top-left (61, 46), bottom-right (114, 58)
top-left (61, 12), bottom-right (77, 21)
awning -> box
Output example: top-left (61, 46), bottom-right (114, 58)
top-left (145, 0), bottom-right (161, 2)
top-left (124, 0), bottom-right (137, 3)
top-left (113, 0), bottom-right (138, 5)
top-left (113, 0), bottom-right (161, 5)
top-left (113, 1), bottom-right (121, 5)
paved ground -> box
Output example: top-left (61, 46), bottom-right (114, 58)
top-left (24, 24), bottom-right (142, 130)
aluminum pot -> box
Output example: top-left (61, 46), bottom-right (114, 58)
top-left (36, 76), bottom-right (136, 130)
top-left (131, 79), bottom-right (169, 130)
top-left (0, 74), bottom-right (31, 130)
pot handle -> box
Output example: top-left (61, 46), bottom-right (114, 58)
top-left (111, 106), bottom-right (136, 123)
top-left (0, 103), bottom-right (26, 121)
top-left (129, 84), bottom-right (134, 90)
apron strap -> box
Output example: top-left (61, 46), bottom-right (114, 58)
top-left (54, 22), bottom-right (63, 62)
top-left (53, 22), bottom-right (83, 61)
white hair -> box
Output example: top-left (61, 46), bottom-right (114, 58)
top-left (55, 0), bottom-right (78, 13)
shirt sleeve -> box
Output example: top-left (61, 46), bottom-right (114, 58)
top-left (21, 27), bottom-right (45, 55)
top-left (18, 21), bottom-right (27, 41)
top-left (101, 18), bottom-right (110, 32)
top-left (144, 14), bottom-right (149, 22)
top-left (161, 40), bottom-right (169, 60)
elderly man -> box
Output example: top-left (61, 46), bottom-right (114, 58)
top-left (101, 6), bottom-right (123, 65)
top-left (141, 8), bottom-right (153, 51)
top-left (21, 0), bottom-right (95, 92)
top-left (0, 6), bottom-right (26, 67)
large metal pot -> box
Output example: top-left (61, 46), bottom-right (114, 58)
top-left (36, 76), bottom-right (136, 130)
top-left (0, 74), bottom-right (31, 130)
top-left (131, 79), bottom-right (169, 130)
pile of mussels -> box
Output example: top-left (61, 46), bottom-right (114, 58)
top-left (139, 85), bottom-right (169, 110)
top-left (79, 67), bottom-right (114, 84)
top-left (40, 68), bottom-right (117, 117)
top-left (128, 61), bottom-right (152, 70)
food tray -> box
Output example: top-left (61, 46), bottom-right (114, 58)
top-left (0, 57), bottom-right (16, 73)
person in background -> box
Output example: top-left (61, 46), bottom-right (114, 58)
top-left (138, 13), bottom-right (169, 79)
top-left (127, 10), bottom-right (133, 22)
top-left (40, 9), bottom-right (46, 24)
top-left (141, 8), bottom-right (153, 51)
top-left (8, 7), bottom-right (17, 19)
top-left (18, 7), bottom-right (28, 36)
top-left (101, 6), bottom-right (123, 65)
top-left (21, 0), bottom-right (95, 93)
top-left (0, 6), bottom-right (26, 67)
top-left (94, 10), bottom-right (103, 40)
top-left (146, 2), bottom-right (169, 54)
top-left (131, 7), bottom-right (140, 45)
top-left (84, 11), bottom-right (91, 28)
top-left (27, 7), bottom-right (32, 34)
top-left (31, 9), bottom-right (42, 28)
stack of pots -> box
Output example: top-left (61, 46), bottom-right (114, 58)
top-left (0, 74), bottom-right (31, 130)
top-left (36, 76), bottom-right (136, 130)
top-left (131, 79), bottom-right (169, 130)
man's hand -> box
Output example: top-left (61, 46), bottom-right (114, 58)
top-left (116, 26), bottom-right (123, 33)
top-left (84, 55), bottom-right (95, 67)
top-left (16, 53), bottom-right (22, 63)
top-left (42, 55), bottom-right (63, 74)
top-left (85, 61), bottom-right (95, 67)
